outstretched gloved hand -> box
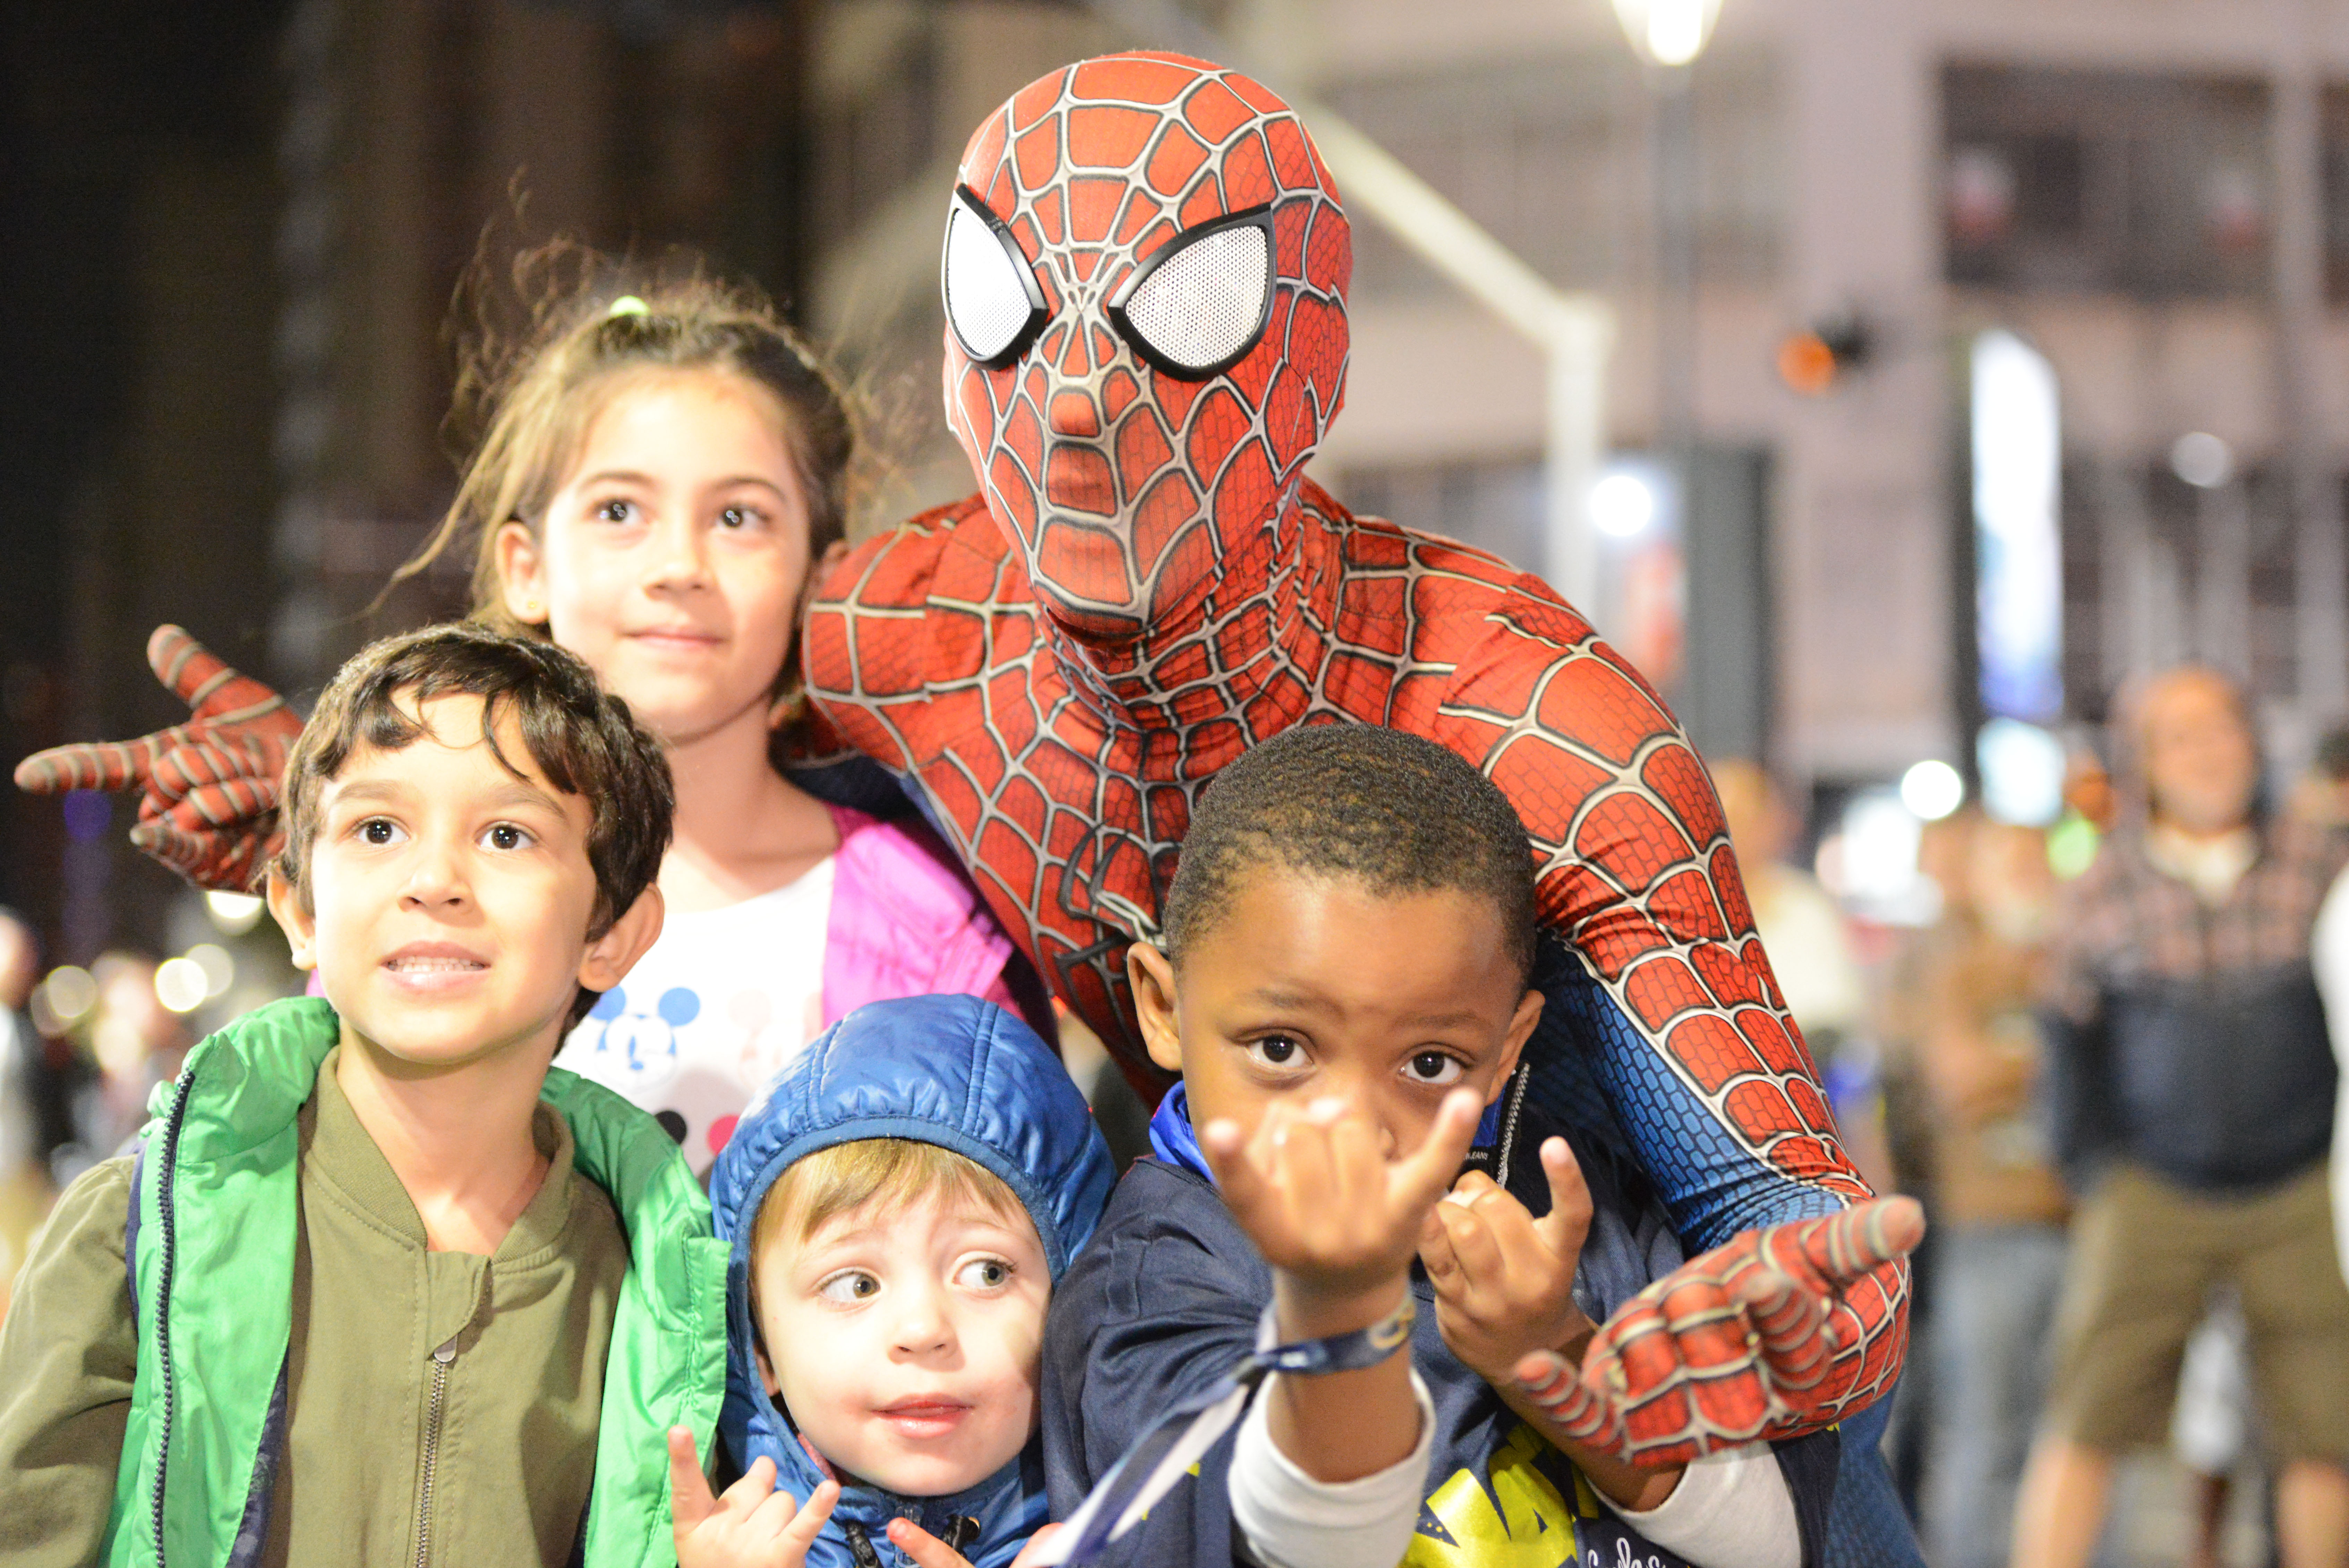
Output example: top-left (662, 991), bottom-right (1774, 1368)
top-left (15, 625), bottom-right (299, 892)
top-left (1513, 1195), bottom-right (1923, 1468)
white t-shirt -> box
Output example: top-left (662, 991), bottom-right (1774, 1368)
top-left (554, 857), bottom-right (835, 1175)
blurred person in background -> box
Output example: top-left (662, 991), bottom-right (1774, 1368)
top-left (2012, 667), bottom-right (2349, 1568)
top-left (0, 910), bottom-right (40, 1178)
top-left (0, 909), bottom-right (42, 1317)
top-left (1712, 759), bottom-right (1867, 1051)
top-left (2288, 725), bottom-right (2349, 833)
top-left (1711, 759), bottom-right (1896, 1193)
top-left (49, 953), bottom-right (188, 1188)
top-left (2047, 734), bottom-right (2119, 885)
top-left (2299, 723), bottom-right (2349, 1298)
top-left (1902, 810), bottom-right (2070, 1568)
top-left (2301, 741), bottom-right (2349, 1293)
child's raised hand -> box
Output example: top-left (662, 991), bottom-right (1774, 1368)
top-left (667, 1427), bottom-right (840, 1568)
top-left (1418, 1135), bottom-right (1596, 1384)
top-left (1201, 1089), bottom-right (1481, 1326)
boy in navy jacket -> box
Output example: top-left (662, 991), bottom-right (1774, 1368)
top-left (1042, 726), bottom-right (1840, 1568)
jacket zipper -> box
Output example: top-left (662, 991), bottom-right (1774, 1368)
top-left (148, 1068), bottom-right (197, 1568)
top-left (413, 1337), bottom-right (459, 1568)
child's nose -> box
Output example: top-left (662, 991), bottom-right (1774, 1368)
top-left (400, 838), bottom-right (469, 907)
top-left (889, 1283), bottom-right (955, 1356)
top-left (644, 513), bottom-right (712, 591)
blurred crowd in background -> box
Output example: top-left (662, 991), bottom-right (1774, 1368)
top-left (9, 0), bottom-right (2349, 1564)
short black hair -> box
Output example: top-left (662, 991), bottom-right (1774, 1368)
top-left (1160, 723), bottom-right (1538, 979)
top-left (276, 625), bottom-right (675, 1029)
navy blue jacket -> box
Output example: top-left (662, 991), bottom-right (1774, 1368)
top-left (1042, 1081), bottom-right (1840, 1568)
top-left (712, 995), bottom-right (1117, 1568)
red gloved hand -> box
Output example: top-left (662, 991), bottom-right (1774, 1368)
top-left (15, 625), bottom-right (300, 892)
top-left (1513, 1194), bottom-right (1923, 1467)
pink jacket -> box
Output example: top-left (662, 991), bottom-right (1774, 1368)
top-left (820, 804), bottom-right (1049, 1039)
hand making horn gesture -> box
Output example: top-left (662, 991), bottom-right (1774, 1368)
top-left (15, 625), bottom-right (299, 891)
top-left (1514, 1195), bottom-right (1925, 1468)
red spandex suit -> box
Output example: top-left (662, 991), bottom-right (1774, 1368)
top-left (803, 50), bottom-right (1916, 1499)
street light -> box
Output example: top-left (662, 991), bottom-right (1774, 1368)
top-left (1611, 0), bottom-right (1722, 675)
top-left (1611, 0), bottom-right (1724, 69)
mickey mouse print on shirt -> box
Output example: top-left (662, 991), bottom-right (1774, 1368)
top-left (554, 859), bottom-right (834, 1175)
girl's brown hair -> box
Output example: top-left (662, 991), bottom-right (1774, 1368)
top-left (394, 244), bottom-right (860, 724)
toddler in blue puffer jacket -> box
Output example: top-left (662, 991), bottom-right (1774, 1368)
top-left (664, 995), bottom-right (1114, 1568)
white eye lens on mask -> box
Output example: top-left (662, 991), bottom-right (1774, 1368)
top-left (1109, 207), bottom-right (1276, 380)
top-left (943, 186), bottom-right (1046, 367)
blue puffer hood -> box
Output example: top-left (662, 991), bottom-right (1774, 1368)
top-left (710, 995), bottom-right (1116, 1568)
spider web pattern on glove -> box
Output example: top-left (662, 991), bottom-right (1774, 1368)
top-left (1516, 1198), bottom-right (1919, 1466)
top-left (15, 625), bottom-right (297, 890)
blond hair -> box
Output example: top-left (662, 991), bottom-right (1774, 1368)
top-left (393, 244), bottom-right (860, 725)
top-left (753, 1138), bottom-right (1024, 1260)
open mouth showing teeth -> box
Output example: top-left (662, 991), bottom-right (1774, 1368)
top-left (385, 957), bottom-right (486, 973)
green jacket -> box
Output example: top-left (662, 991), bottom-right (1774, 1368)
top-left (107, 997), bottom-right (728, 1568)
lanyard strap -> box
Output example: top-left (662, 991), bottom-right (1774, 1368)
top-left (1029, 1292), bottom-right (1416, 1567)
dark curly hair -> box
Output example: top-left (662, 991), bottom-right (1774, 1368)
top-left (275, 624), bottom-right (676, 1029)
top-left (1159, 723), bottom-right (1538, 981)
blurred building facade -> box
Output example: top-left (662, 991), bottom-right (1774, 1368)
top-left (3, 0), bottom-right (822, 959)
top-left (797, 0), bottom-right (2349, 799)
top-left (15, 0), bottom-right (2349, 956)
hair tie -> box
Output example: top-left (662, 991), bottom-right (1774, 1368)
top-left (606, 295), bottom-right (650, 319)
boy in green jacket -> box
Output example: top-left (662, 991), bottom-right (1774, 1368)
top-left (0, 624), bottom-right (729, 1568)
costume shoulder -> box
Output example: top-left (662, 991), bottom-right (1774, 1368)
top-left (1341, 513), bottom-right (1876, 1253)
top-left (804, 494), bottom-right (1030, 773)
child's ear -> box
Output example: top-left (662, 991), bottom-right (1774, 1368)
top-left (493, 520), bottom-right (548, 625)
top-left (579, 884), bottom-right (664, 994)
top-left (1126, 941), bottom-right (1184, 1075)
top-left (265, 869), bottom-right (317, 972)
top-left (756, 1339), bottom-right (781, 1398)
top-left (1486, 986), bottom-right (1546, 1105)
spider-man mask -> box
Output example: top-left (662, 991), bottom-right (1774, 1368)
top-left (940, 52), bottom-right (1351, 642)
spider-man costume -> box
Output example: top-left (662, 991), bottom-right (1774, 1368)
top-left (804, 48), bottom-right (1915, 1485)
top-left (16, 53), bottom-right (1918, 1528)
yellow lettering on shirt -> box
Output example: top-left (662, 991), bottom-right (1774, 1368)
top-left (1405, 1424), bottom-right (1581, 1568)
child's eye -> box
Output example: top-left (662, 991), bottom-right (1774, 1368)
top-left (1242, 1035), bottom-right (1309, 1073)
top-left (593, 498), bottom-right (638, 525)
top-left (478, 823), bottom-right (533, 852)
top-left (817, 1271), bottom-right (881, 1304)
top-left (1403, 1050), bottom-right (1465, 1086)
top-left (355, 818), bottom-right (405, 846)
top-left (716, 504), bottom-right (765, 531)
top-left (955, 1258), bottom-right (1013, 1292)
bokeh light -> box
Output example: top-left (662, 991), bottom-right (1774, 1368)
top-left (1900, 759), bottom-right (1965, 821)
top-left (154, 956), bottom-right (210, 1015)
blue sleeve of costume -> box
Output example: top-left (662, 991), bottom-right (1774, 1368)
top-left (1524, 934), bottom-right (1847, 1256)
